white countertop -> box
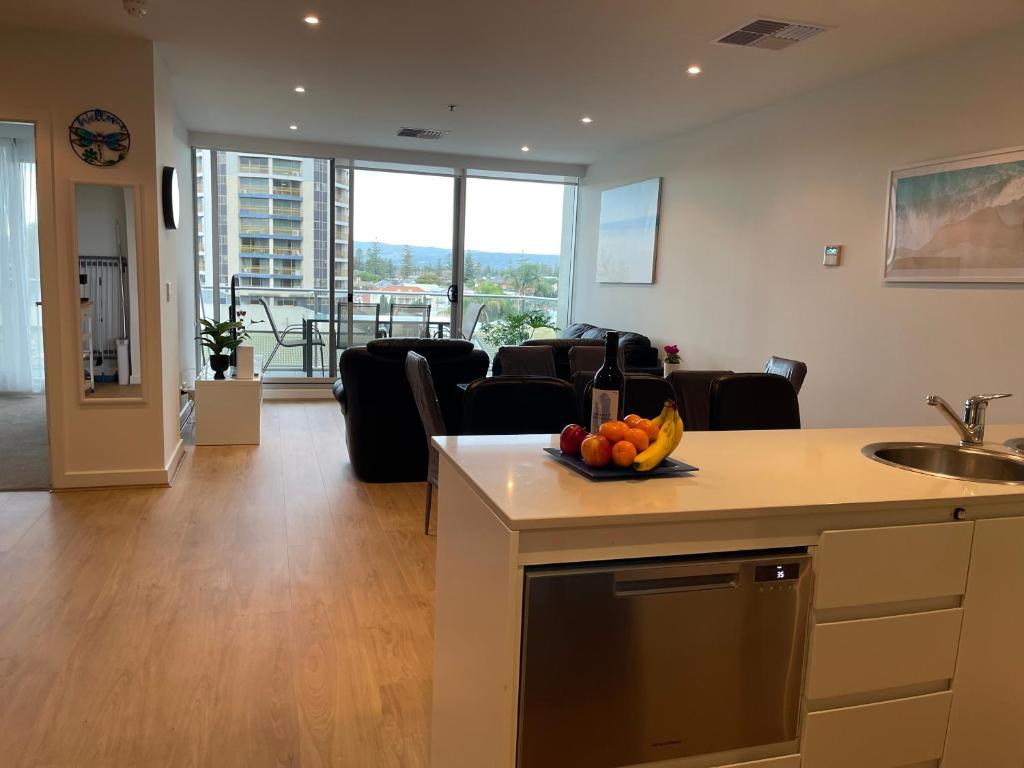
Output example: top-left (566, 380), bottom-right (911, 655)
top-left (434, 424), bottom-right (1024, 531)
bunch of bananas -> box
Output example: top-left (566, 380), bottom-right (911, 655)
top-left (633, 400), bottom-right (684, 472)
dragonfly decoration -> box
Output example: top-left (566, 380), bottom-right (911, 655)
top-left (68, 109), bottom-right (131, 167)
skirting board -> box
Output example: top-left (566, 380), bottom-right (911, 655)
top-left (53, 439), bottom-right (185, 490)
top-left (263, 387), bottom-right (333, 400)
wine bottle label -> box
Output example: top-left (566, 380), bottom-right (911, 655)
top-left (590, 389), bottom-right (620, 434)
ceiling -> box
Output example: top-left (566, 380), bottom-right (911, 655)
top-left (9, 0), bottom-right (1024, 164)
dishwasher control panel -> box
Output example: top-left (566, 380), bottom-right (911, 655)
top-left (755, 561), bottom-right (802, 592)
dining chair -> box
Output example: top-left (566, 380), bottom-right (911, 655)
top-left (257, 297), bottom-right (325, 375)
top-left (336, 301), bottom-right (383, 349)
top-left (390, 303), bottom-right (431, 338)
top-left (709, 373), bottom-right (800, 431)
top-left (582, 374), bottom-right (676, 424)
top-left (405, 351), bottom-right (447, 534)
top-left (494, 345), bottom-right (557, 377)
top-left (667, 370), bottom-right (734, 432)
top-left (459, 302), bottom-right (486, 342)
top-left (764, 355), bottom-right (808, 394)
top-left (462, 376), bottom-right (577, 435)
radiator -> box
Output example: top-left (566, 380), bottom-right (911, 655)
top-left (79, 256), bottom-right (129, 374)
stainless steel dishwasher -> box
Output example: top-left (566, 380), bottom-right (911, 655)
top-left (517, 550), bottom-right (812, 768)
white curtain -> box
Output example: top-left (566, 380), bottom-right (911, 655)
top-left (0, 136), bottom-right (42, 392)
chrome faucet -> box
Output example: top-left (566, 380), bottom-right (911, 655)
top-left (927, 393), bottom-right (1012, 445)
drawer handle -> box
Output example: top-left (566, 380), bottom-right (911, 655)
top-left (615, 572), bottom-right (738, 597)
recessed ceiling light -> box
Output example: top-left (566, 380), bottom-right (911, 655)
top-left (303, 14), bottom-right (319, 25)
top-left (580, 116), bottom-right (593, 124)
top-left (687, 65), bottom-right (702, 75)
top-left (289, 124), bottom-right (299, 131)
top-left (521, 145), bottom-right (530, 152)
top-left (294, 86), bottom-right (306, 93)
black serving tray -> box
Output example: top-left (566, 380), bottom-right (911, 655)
top-left (543, 448), bottom-right (698, 481)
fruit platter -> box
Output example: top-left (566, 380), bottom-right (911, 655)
top-left (547, 400), bottom-right (698, 481)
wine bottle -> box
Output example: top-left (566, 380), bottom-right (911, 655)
top-left (590, 331), bottom-right (624, 433)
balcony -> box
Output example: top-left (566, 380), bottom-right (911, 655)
top-left (239, 211), bottom-right (271, 219)
top-left (218, 284), bottom-right (556, 379)
top-left (271, 252), bottom-right (303, 261)
top-left (240, 231), bottom-right (272, 240)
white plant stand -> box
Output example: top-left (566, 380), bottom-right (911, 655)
top-left (194, 370), bottom-right (262, 446)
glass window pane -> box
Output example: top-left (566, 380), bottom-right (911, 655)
top-left (197, 151), bottom-right (333, 379)
top-left (334, 165), bottom-right (351, 301)
top-left (352, 169), bottom-right (453, 342)
top-left (464, 178), bottom-right (576, 358)
top-left (193, 148), bottom-right (215, 323)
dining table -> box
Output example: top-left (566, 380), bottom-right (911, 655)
top-left (298, 316), bottom-right (452, 376)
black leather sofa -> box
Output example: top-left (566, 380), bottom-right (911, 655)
top-left (333, 338), bottom-right (489, 482)
top-left (517, 322), bottom-right (661, 379)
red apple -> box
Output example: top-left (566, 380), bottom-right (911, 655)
top-left (580, 434), bottom-right (612, 468)
top-left (560, 424), bottom-right (588, 456)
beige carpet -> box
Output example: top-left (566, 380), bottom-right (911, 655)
top-left (0, 392), bottom-right (49, 490)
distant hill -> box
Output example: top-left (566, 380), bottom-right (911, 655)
top-left (353, 241), bottom-right (559, 272)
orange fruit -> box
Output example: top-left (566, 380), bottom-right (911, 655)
top-left (636, 418), bottom-right (659, 441)
top-left (611, 439), bottom-right (637, 467)
top-left (623, 414), bottom-right (642, 428)
top-left (624, 427), bottom-right (649, 452)
top-left (598, 420), bottom-right (628, 444)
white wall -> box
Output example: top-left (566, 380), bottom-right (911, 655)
top-left (573, 25), bottom-right (1024, 429)
top-left (0, 25), bottom-right (173, 487)
top-left (74, 185), bottom-right (126, 257)
top-left (154, 49), bottom-right (196, 465)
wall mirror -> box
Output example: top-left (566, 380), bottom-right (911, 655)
top-left (74, 183), bottom-right (143, 400)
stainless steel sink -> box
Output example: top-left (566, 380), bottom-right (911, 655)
top-left (862, 442), bottom-right (1024, 484)
top-left (1005, 438), bottom-right (1024, 453)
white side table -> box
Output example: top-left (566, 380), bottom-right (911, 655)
top-left (194, 371), bottom-right (262, 446)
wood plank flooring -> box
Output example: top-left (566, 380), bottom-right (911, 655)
top-left (0, 401), bottom-right (436, 767)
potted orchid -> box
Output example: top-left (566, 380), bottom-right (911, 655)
top-left (663, 344), bottom-right (682, 376)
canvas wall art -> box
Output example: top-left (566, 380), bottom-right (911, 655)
top-left (596, 177), bottom-right (662, 283)
top-left (885, 147), bottom-right (1024, 282)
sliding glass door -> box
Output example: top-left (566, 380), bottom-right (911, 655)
top-left (351, 168), bottom-right (455, 340)
top-left (462, 175), bottom-right (577, 357)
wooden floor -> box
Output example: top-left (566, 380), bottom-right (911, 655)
top-left (0, 401), bottom-right (436, 767)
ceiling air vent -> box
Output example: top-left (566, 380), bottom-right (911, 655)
top-left (396, 127), bottom-right (448, 140)
top-left (714, 18), bottom-right (828, 51)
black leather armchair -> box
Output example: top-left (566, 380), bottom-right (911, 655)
top-left (334, 338), bottom-right (489, 482)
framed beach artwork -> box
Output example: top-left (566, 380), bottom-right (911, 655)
top-left (885, 146), bottom-right (1024, 282)
top-left (596, 177), bottom-right (662, 283)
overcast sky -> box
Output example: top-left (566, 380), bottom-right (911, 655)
top-left (352, 170), bottom-right (569, 255)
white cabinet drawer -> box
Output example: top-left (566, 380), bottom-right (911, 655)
top-left (814, 522), bottom-right (972, 609)
top-left (802, 691), bottom-right (952, 768)
top-left (806, 608), bottom-right (963, 699)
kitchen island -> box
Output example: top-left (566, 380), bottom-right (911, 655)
top-left (431, 424), bottom-right (1024, 768)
